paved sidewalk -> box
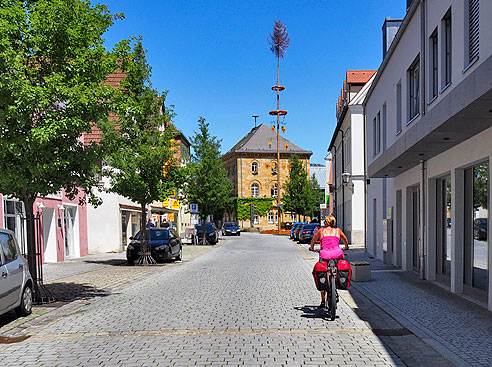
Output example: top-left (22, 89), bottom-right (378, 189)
top-left (299, 242), bottom-right (492, 367)
top-left (0, 243), bottom-right (220, 338)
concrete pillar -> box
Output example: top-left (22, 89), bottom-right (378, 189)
top-left (426, 178), bottom-right (437, 281)
top-left (403, 186), bottom-right (413, 271)
top-left (451, 168), bottom-right (464, 294)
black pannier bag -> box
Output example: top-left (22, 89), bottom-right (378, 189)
top-left (312, 260), bottom-right (330, 291)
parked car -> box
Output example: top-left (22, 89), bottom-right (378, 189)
top-left (0, 229), bottom-right (33, 317)
top-left (474, 218), bottom-right (487, 241)
top-left (126, 228), bottom-right (182, 265)
top-left (194, 223), bottom-right (219, 244)
top-left (222, 222), bottom-right (240, 236)
top-left (298, 223), bottom-right (320, 244)
top-left (290, 222), bottom-right (307, 239)
top-left (294, 223), bottom-right (305, 241)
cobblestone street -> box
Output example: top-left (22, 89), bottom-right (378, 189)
top-left (1, 233), bottom-right (489, 366)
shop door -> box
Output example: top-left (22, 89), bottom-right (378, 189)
top-left (64, 207), bottom-right (76, 258)
top-left (464, 163), bottom-right (488, 295)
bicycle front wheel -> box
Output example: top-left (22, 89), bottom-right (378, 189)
top-left (329, 274), bottom-right (337, 321)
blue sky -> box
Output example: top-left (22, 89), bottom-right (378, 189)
top-left (101, 0), bottom-right (406, 164)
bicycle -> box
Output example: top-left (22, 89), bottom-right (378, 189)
top-left (310, 248), bottom-right (344, 321)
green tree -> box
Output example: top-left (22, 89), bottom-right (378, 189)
top-left (306, 173), bottom-right (324, 219)
top-left (102, 38), bottom-right (181, 264)
top-left (0, 0), bottom-right (122, 295)
top-left (282, 155), bottom-right (310, 219)
top-left (182, 118), bottom-right (234, 244)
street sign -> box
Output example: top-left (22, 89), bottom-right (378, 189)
top-left (278, 203), bottom-right (284, 207)
top-left (320, 203), bottom-right (327, 209)
top-left (190, 203), bottom-right (198, 213)
top-left (170, 199), bottom-right (180, 209)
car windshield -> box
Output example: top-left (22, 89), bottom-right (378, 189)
top-left (134, 230), bottom-right (169, 241)
top-left (303, 225), bottom-right (318, 230)
top-left (195, 223), bottom-right (214, 231)
top-left (224, 222), bottom-right (237, 227)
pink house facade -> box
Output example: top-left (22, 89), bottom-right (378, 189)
top-left (0, 191), bottom-right (88, 263)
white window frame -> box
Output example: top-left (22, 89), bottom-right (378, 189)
top-left (251, 183), bottom-right (259, 198)
top-left (441, 9), bottom-right (452, 88)
top-left (429, 29), bottom-right (438, 100)
top-left (396, 81), bottom-right (402, 134)
top-left (271, 183), bottom-right (278, 198)
top-left (253, 214), bottom-right (259, 225)
top-left (252, 161), bottom-right (258, 175)
top-left (268, 212), bottom-right (274, 224)
top-left (408, 56), bottom-right (420, 122)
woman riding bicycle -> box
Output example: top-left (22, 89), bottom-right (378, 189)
top-left (309, 215), bottom-right (349, 308)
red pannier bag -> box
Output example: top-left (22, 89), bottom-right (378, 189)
top-left (312, 260), bottom-right (330, 291)
top-left (336, 260), bottom-right (352, 290)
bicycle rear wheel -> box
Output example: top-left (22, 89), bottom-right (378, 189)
top-left (329, 274), bottom-right (337, 321)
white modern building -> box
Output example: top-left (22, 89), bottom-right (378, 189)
top-left (329, 70), bottom-right (376, 246)
top-left (365, 0), bottom-right (492, 310)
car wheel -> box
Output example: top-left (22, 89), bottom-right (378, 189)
top-left (15, 284), bottom-right (33, 317)
top-left (175, 246), bottom-right (182, 261)
top-left (127, 258), bottom-right (135, 266)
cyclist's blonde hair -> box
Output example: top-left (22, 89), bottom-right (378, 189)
top-left (324, 215), bottom-right (336, 228)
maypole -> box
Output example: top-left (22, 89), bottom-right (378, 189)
top-left (268, 20), bottom-right (290, 232)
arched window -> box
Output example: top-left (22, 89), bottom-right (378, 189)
top-left (252, 162), bottom-right (258, 174)
top-left (271, 183), bottom-right (278, 198)
top-left (251, 183), bottom-right (259, 198)
top-left (272, 162), bottom-right (278, 175)
top-left (253, 214), bottom-right (259, 224)
top-left (268, 212), bottom-right (274, 224)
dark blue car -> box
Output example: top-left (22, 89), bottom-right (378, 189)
top-left (222, 222), bottom-right (241, 236)
top-left (193, 223), bottom-right (218, 244)
top-left (126, 228), bottom-right (182, 265)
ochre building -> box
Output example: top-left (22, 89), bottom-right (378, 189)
top-left (222, 124), bottom-right (312, 229)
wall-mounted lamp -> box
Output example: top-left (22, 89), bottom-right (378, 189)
top-left (342, 172), bottom-right (354, 192)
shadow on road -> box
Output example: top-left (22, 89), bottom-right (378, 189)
top-left (82, 259), bottom-right (128, 266)
top-left (294, 305), bottom-right (338, 321)
top-left (44, 282), bottom-right (112, 302)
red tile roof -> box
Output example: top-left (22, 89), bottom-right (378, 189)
top-left (346, 70), bottom-right (377, 84)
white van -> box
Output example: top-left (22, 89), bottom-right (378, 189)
top-left (0, 229), bottom-right (33, 317)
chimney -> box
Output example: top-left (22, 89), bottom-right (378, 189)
top-left (382, 17), bottom-right (403, 59)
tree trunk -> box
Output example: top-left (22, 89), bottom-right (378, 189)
top-left (22, 195), bottom-right (40, 302)
top-left (138, 202), bottom-right (155, 265)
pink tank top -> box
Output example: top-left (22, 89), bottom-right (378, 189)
top-left (319, 227), bottom-right (344, 260)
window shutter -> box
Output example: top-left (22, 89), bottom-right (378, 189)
top-left (469, 0), bottom-right (479, 62)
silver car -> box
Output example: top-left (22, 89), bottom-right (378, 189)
top-left (0, 229), bottom-right (33, 317)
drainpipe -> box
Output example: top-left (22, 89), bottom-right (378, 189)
top-left (420, 160), bottom-right (426, 280)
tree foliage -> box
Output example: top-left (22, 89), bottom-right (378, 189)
top-left (182, 118), bottom-right (234, 229)
top-left (306, 173), bottom-right (324, 218)
top-left (0, 0), bottom-right (122, 205)
top-left (102, 38), bottom-right (181, 259)
top-left (282, 155), bottom-right (310, 216)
